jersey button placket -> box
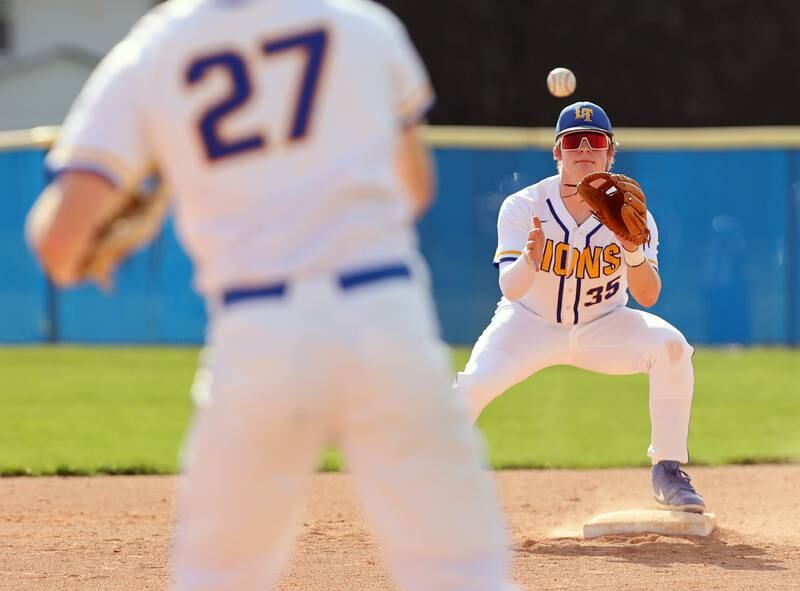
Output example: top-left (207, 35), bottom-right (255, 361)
top-left (564, 287), bottom-right (576, 323)
top-left (565, 236), bottom-right (579, 325)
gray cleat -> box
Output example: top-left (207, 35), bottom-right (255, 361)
top-left (652, 460), bottom-right (706, 513)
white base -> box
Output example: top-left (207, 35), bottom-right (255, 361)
top-left (583, 510), bottom-right (717, 539)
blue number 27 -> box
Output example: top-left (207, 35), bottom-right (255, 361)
top-left (186, 28), bottom-right (329, 162)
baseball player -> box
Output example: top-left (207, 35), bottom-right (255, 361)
top-left (26, 1), bottom-right (516, 590)
top-left (455, 101), bottom-right (706, 513)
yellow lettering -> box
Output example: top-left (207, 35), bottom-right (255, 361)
top-left (603, 244), bottom-right (622, 276)
top-left (540, 239), bottom-right (554, 272)
top-left (553, 243), bottom-right (571, 276)
top-left (576, 246), bottom-right (602, 279)
top-left (565, 247), bottom-right (581, 278)
top-left (575, 107), bottom-right (593, 122)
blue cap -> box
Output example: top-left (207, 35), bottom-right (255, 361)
top-left (555, 101), bottom-right (613, 137)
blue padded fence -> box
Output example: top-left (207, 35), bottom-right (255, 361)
top-left (1, 134), bottom-right (798, 345)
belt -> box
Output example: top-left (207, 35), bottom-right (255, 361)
top-left (222, 263), bottom-right (411, 307)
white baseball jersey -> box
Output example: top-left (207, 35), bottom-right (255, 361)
top-left (47, 0), bottom-right (434, 296)
top-left (493, 174), bottom-right (659, 325)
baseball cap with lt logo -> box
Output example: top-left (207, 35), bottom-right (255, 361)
top-left (555, 101), bottom-right (613, 138)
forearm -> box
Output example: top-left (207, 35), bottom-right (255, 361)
top-left (27, 172), bottom-right (127, 285)
top-left (498, 255), bottom-right (537, 300)
top-left (626, 260), bottom-right (661, 307)
top-left (396, 125), bottom-right (435, 218)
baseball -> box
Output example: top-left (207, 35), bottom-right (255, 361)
top-left (547, 67), bottom-right (576, 98)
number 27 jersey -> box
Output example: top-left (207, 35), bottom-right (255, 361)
top-left (47, 0), bottom-right (434, 296)
top-left (493, 175), bottom-right (660, 326)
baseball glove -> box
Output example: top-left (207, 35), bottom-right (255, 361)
top-left (576, 172), bottom-right (650, 246)
top-left (78, 182), bottom-right (170, 290)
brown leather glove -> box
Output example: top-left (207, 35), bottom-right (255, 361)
top-left (576, 172), bottom-right (650, 246)
top-left (78, 183), bottom-right (170, 290)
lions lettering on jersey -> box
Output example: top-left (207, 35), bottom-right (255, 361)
top-left (539, 240), bottom-right (622, 279)
top-left (492, 175), bottom-right (659, 326)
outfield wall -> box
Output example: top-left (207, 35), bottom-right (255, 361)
top-left (2, 126), bottom-right (798, 345)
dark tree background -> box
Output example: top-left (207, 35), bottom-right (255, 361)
top-left (379, 0), bottom-right (799, 127)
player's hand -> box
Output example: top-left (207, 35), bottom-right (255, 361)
top-left (524, 216), bottom-right (545, 270)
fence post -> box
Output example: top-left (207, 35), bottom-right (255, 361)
top-left (788, 152), bottom-right (799, 346)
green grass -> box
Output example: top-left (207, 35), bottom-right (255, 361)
top-left (0, 346), bottom-right (196, 475)
top-left (0, 346), bottom-right (798, 474)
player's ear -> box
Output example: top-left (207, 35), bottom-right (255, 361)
top-left (553, 142), bottom-right (562, 162)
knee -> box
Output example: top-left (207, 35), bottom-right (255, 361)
top-left (650, 327), bottom-right (693, 366)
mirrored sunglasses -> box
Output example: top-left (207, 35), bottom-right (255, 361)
top-left (560, 131), bottom-right (610, 151)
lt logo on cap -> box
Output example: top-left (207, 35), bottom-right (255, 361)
top-left (574, 107), bottom-right (593, 122)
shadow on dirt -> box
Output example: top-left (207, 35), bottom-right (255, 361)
top-left (516, 528), bottom-right (788, 572)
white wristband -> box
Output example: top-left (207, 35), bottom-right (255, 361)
top-left (622, 245), bottom-right (646, 267)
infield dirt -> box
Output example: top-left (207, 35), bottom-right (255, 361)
top-left (1, 466), bottom-right (798, 590)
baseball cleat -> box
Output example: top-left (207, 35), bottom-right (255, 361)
top-left (651, 461), bottom-right (705, 513)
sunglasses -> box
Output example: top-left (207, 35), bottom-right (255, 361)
top-left (559, 131), bottom-right (611, 151)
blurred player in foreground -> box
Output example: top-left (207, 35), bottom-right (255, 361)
top-left (26, 1), bottom-right (515, 589)
top-left (455, 101), bottom-right (706, 514)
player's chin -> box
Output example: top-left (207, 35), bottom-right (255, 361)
top-left (572, 161), bottom-right (601, 175)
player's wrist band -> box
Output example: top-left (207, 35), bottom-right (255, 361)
top-left (622, 245), bottom-right (646, 267)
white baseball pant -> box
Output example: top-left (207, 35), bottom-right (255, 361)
top-left (170, 270), bottom-right (515, 591)
top-left (456, 302), bottom-right (695, 464)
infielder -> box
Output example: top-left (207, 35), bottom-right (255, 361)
top-left (455, 101), bottom-right (705, 513)
top-left (26, 1), bottom-right (516, 590)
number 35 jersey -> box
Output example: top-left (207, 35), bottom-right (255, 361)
top-left (493, 175), bottom-right (660, 326)
top-left (47, 0), bottom-right (434, 297)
